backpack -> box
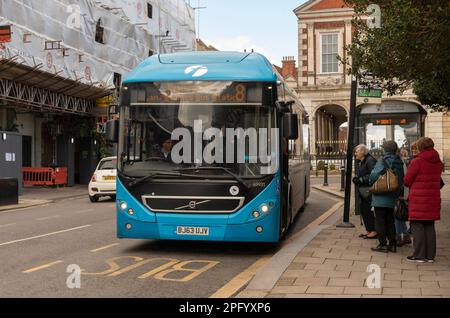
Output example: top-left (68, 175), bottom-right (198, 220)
top-left (370, 159), bottom-right (400, 194)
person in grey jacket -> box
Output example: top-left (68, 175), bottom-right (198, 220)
top-left (369, 141), bottom-right (405, 253)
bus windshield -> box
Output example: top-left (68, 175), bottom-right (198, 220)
top-left (118, 81), bottom-right (278, 179)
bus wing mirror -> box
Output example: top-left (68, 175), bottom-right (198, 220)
top-left (283, 113), bottom-right (299, 140)
top-left (106, 119), bottom-right (119, 143)
top-left (276, 100), bottom-right (295, 113)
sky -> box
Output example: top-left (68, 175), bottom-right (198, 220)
top-left (192, 0), bottom-right (308, 66)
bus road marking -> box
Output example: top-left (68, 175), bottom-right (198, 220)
top-left (0, 225), bottom-right (92, 247)
top-left (23, 260), bottom-right (64, 273)
top-left (152, 260), bottom-right (220, 282)
top-left (37, 215), bottom-right (61, 221)
top-left (80, 256), bottom-right (219, 282)
top-left (90, 243), bottom-right (120, 253)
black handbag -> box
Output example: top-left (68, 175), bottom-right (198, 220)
top-left (441, 177), bottom-right (445, 190)
top-left (394, 197), bottom-right (409, 221)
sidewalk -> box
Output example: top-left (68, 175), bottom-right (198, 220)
top-left (0, 185), bottom-right (88, 212)
top-left (238, 176), bottom-right (450, 298)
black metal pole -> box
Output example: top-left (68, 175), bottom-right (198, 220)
top-left (323, 162), bottom-right (329, 186)
top-left (337, 74), bottom-right (357, 228)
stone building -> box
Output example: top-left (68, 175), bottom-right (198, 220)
top-left (292, 0), bottom-right (449, 168)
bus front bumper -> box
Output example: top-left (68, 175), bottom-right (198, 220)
top-left (117, 209), bottom-right (280, 243)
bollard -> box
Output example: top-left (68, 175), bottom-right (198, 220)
top-left (323, 162), bottom-right (329, 186)
top-left (340, 164), bottom-right (345, 192)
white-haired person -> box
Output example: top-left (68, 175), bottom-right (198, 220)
top-left (353, 144), bottom-right (378, 239)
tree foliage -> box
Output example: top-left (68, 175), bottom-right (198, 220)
top-left (343, 0), bottom-right (450, 111)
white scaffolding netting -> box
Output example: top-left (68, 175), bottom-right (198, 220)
top-left (0, 0), bottom-right (196, 90)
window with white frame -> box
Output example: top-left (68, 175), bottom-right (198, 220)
top-left (321, 34), bottom-right (339, 73)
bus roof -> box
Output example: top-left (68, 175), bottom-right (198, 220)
top-left (123, 52), bottom-right (279, 83)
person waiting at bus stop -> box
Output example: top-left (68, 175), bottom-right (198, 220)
top-left (352, 145), bottom-right (378, 239)
top-left (404, 137), bottom-right (443, 263)
top-left (369, 141), bottom-right (405, 253)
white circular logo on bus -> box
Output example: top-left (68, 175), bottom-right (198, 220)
top-left (230, 186), bottom-right (239, 196)
top-left (185, 65), bottom-right (208, 77)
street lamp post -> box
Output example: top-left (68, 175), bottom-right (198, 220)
top-left (337, 73), bottom-right (357, 228)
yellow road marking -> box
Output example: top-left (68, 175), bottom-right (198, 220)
top-left (81, 256), bottom-right (143, 276)
top-left (0, 225), bottom-right (92, 247)
top-left (106, 258), bottom-right (179, 278)
top-left (210, 255), bottom-right (271, 298)
top-left (153, 260), bottom-right (219, 282)
top-left (37, 215), bottom-right (61, 221)
top-left (23, 260), bottom-right (64, 273)
top-left (90, 243), bottom-right (120, 253)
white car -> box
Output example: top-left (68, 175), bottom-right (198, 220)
top-left (88, 156), bottom-right (117, 202)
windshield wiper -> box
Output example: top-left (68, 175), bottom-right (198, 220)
top-left (126, 171), bottom-right (212, 188)
top-left (175, 167), bottom-right (249, 189)
top-left (127, 171), bottom-right (184, 188)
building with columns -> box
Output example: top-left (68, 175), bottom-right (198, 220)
top-left (292, 0), bottom-right (450, 168)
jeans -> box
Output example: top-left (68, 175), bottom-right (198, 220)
top-left (374, 207), bottom-right (396, 246)
top-left (395, 220), bottom-right (409, 239)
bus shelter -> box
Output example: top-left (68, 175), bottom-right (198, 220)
top-left (355, 101), bottom-right (427, 159)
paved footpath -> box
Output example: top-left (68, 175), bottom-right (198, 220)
top-left (238, 175), bottom-right (450, 298)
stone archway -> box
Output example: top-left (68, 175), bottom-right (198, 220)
top-left (313, 104), bottom-right (348, 157)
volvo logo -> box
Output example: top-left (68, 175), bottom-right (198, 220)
top-left (188, 201), bottom-right (197, 209)
top-left (175, 199), bottom-right (212, 211)
top-left (230, 186), bottom-right (240, 196)
top-left (185, 65), bottom-right (208, 77)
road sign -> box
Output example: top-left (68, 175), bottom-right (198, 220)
top-left (357, 88), bottom-right (382, 105)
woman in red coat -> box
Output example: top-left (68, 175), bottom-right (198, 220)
top-left (403, 137), bottom-right (443, 263)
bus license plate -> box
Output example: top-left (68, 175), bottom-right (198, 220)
top-left (176, 226), bottom-right (209, 236)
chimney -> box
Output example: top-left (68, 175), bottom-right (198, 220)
top-left (281, 56), bottom-right (297, 79)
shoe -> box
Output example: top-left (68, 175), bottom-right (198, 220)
top-left (397, 238), bottom-right (404, 247)
top-left (387, 245), bottom-right (397, 253)
top-left (359, 233), bottom-right (368, 238)
top-left (364, 235), bottom-right (378, 240)
top-left (425, 259), bottom-right (435, 263)
top-left (371, 244), bottom-right (388, 253)
top-left (406, 256), bottom-right (426, 263)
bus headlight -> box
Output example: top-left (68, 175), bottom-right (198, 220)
top-left (260, 204), bottom-right (269, 214)
top-left (252, 211), bottom-right (260, 219)
top-left (120, 202), bottom-right (128, 210)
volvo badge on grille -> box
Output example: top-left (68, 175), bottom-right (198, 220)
top-left (189, 201), bottom-right (197, 209)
